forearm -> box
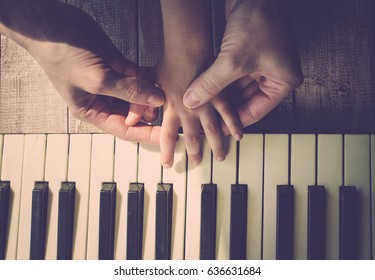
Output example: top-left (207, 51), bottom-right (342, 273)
top-left (160, 0), bottom-right (212, 61)
top-left (0, 0), bottom-right (57, 47)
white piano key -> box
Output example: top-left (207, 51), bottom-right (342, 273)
top-left (0, 135), bottom-right (25, 259)
top-left (291, 134), bottom-right (316, 259)
top-left (43, 134), bottom-right (69, 259)
top-left (113, 138), bottom-right (138, 260)
top-left (317, 134), bottom-right (342, 260)
top-left (371, 135), bottom-right (375, 260)
top-left (162, 137), bottom-right (187, 260)
top-left (344, 134), bottom-right (371, 259)
top-left (185, 137), bottom-right (211, 260)
top-left (67, 134), bottom-right (92, 260)
top-left (86, 134), bottom-right (115, 259)
top-left (239, 134), bottom-right (263, 260)
top-left (0, 135), bottom-right (3, 170)
top-left (138, 142), bottom-right (162, 260)
top-left (212, 137), bottom-right (237, 260)
top-left (17, 135), bottom-right (46, 259)
top-left (263, 134), bottom-right (289, 260)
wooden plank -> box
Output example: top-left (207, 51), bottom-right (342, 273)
top-left (138, 0), bottom-right (163, 67)
top-left (0, 36), bottom-right (68, 133)
top-left (1, 0), bottom-right (375, 134)
top-left (67, 0), bottom-right (138, 133)
top-left (291, 0), bottom-right (375, 133)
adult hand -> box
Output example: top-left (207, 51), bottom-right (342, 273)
top-left (183, 0), bottom-right (303, 131)
top-left (0, 0), bottom-right (164, 143)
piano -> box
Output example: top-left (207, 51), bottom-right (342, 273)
top-left (0, 133), bottom-right (374, 260)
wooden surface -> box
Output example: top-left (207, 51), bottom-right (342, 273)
top-left (0, 0), bottom-right (374, 134)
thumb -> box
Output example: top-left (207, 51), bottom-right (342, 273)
top-left (183, 56), bottom-right (243, 109)
top-left (88, 67), bottom-right (165, 107)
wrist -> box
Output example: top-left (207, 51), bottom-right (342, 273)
top-left (164, 39), bottom-right (212, 63)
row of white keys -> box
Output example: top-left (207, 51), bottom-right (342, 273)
top-left (185, 137), bottom-right (211, 260)
top-left (67, 134), bottom-right (92, 259)
top-left (291, 134), bottom-right (316, 259)
top-left (239, 134), bottom-right (263, 260)
top-left (344, 135), bottom-right (371, 259)
top-left (113, 138), bottom-right (138, 260)
top-left (0, 135), bottom-right (25, 259)
top-left (162, 137), bottom-right (187, 260)
top-left (16, 134), bottom-right (70, 259)
top-left (17, 135), bottom-right (46, 259)
top-left (0, 135), bottom-right (3, 170)
top-left (44, 134), bottom-right (69, 259)
top-left (263, 134), bottom-right (289, 260)
top-left (86, 134), bottom-right (115, 259)
top-left (317, 134), bottom-right (342, 259)
top-left (138, 142), bottom-right (161, 260)
top-left (212, 136), bottom-right (236, 259)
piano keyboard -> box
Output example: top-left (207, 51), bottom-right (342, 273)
top-left (0, 134), bottom-right (374, 260)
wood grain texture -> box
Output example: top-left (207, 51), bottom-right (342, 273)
top-left (67, 0), bottom-right (138, 133)
top-left (138, 0), bottom-right (163, 67)
top-left (0, 0), bottom-right (374, 134)
top-left (0, 36), bottom-right (68, 133)
top-left (291, 0), bottom-right (375, 133)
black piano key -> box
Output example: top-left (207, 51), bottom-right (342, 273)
top-left (155, 183), bottom-right (173, 260)
top-left (127, 183), bottom-right (144, 260)
top-left (339, 186), bottom-right (359, 260)
top-left (0, 181), bottom-right (10, 260)
top-left (230, 184), bottom-right (248, 260)
top-left (30, 182), bottom-right (49, 260)
top-left (98, 183), bottom-right (116, 260)
top-left (200, 184), bottom-right (217, 260)
top-left (276, 185), bottom-right (294, 260)
top-left (57, 182), bottom-right (76, 260)
top-left (307, 185), bottom-right (326, 260)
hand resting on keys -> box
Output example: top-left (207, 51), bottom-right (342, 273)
top-left (128, 0), bottom-right (243, 168)
top-left (0, 0), bottom-right (164, 144)
top-left (183, 0), bottom-right (304, 133)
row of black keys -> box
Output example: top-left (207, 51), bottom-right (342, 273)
top-left (0, 181), bottom-right (359, 260)
top-left (0, 181), bottom-right (172, 260)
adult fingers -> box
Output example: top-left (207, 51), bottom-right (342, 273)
top-left (212, 98), bottom-right (243, 140)
top-left (125, 104), bottom-right (147, 126)
top-left (87, 68), bottom-right (165, 107)
top-left (236, 87), bottom-right (287, 128)
top-left (93, 111), bottom-right (161, 144)
top-left (183, 55), bottom-right (244, 109)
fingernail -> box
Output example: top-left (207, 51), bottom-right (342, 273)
top-left (163, 162), bottom-right (172, 169)
top-left (184, 91), bottom-right (200, 108)
top-left (147, 92), bottom-right (164, 106)
top-left (216, 155), bottom-right (226, 162)
top-left (189, 156), bottom-right (202, 166)
top-left (235, 132), bottom-right (243, 141)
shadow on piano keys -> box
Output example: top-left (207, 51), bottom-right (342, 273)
top-left (0, 133), bottom-right (374, 260)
